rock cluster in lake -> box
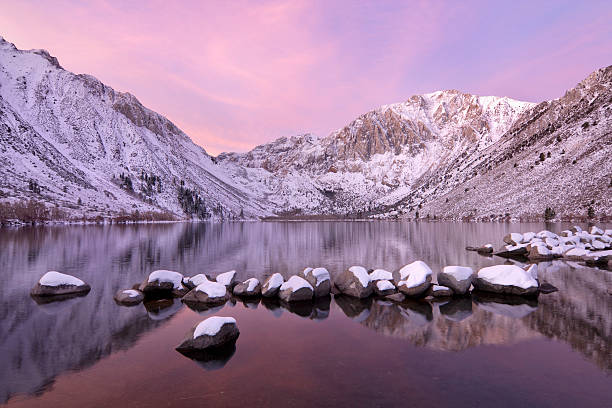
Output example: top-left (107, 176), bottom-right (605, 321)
top-left (469, 226), bottom-right (612, 267)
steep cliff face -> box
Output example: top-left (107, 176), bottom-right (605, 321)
top-left (0, 37), bottom-right (272, 220)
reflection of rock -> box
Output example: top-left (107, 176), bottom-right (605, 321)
top-left (439, 298), bottom-right (473, 322)
top-left (311, 296), bottom-right (331, 321)
top-left (177, 343), bottom-right (237, 371)
top-left (32, 293), bottom-right (88, 314)
top-left (473, 292), bottom-right (539, 318)
top-left (334, 295), bottom-right (372, 322)
top-left (143, 298), bottom-right (183, 320)
top-left (261, 297), bottom-right (283, 317)
top-left (398, 300), bottom-right (433, 326)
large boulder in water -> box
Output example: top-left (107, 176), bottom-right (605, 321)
top-left (473, 265), bottom-right (539, 296)
top-left (114, 289), bottom-right (144, 306)
top-left (182, 281), bottom-right (229, 305)
top-left (299, 267), bottom-right (331, 297)
top-left (261, 273), bottom-right (284, 297)
top-left (184, 274), bottom-right (212, 290)
top-left (393, 261), bottom-right (432, 297)
top-left (438, 266), bottom-right (473, 295)
top-left (31, 271), bottom-right (91, 297)
top-left (335, 266), bottom-right (373, 298)
top-left (369, 269), bottom-right (393, 282)
top-left (176, 316), bottom-right (239, 352)
top-left (139, 270), bottom-right (188, 297)
top-left (503, 233), bottom-right (524, 246)
top-left (278, 276), bottom-right (314, 302)
top-left (233, 278), bottom-right (261, 297)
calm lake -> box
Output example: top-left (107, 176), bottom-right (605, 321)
top-left (1, 221), bottom-right (611, 407)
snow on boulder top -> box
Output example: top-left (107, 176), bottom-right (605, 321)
top-left (302, 267), bottom-right (313, 276)
top-left (590, 226), bottom-right (604, 235)
top-left (265, 273), bottom-right (284, 289)
top-left (193, 316), bottom-right (236, 339)
top-left (432, 285), bottom-right (450, 292)
top-left (348, 266), bottom-right (371, 287)
top-left (524, 264), bottom-right (538, 280)
top-left (188, 274), bottom-right (209, 287)
top-left (195, 281), bottom-right (227, 298)
top-left (536, 230), bottom-right (557, 239)
top-left (565, 248), bottom-right (589, 257)
top-left (477, 265), bottom-right (538, 290)
top-left (216, 270), bottom-right (236, 286)
top-left (522, 232), bottom-right (536, 241)
top-left (397, 261), bottom-right (432, 287)
top-left (123, 289), bottom-right (141, 298)
top-left (39, 271), bottom-right (86, 287)
top-left (376, 280), bottom-right (395, 291)
top-left (306, 267), bottom-right (330, 286)
top-left (280, 276), bottom-right (313, 292)
top-left (245, 278), bottom-right (259, 291)
top-left (442, 266), bottom-right (473, 280)
top-left (148, 270), bottom-right (184, 289)
top-left (370, 269), bottom-right (393, 281)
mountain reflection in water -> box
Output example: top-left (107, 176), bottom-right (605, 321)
top-left (0, 222), bottom-right (610, 406)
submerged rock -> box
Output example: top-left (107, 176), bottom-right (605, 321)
top-left (139, 270), bottom-right (188, 297)
top-left (466, 244), bottom-right (494, 255)
top-left (278, 276), bottom-right (313, 302)
top-left (176, 316), bottom-right (239, 352)
top-left (113, 289), bottom-right (144, 306)
top-left (393, 261), bottom-right (432, 297)
top-left (335, 266), bottom-right (373, 298)
top-left (261, 273), bottom-right (284, 297)
top-left (233, 278), bottom-right (261, 297)
top-left (31, 271), bottom-right (91, 297)
top-left (473, 265), bottom-right (538, 296)
top-left (438, 266), bottom-right (473, 295)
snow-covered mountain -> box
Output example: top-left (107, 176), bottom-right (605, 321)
top-left (0, 35), bottom-right (610, 221)
top-left (219, 68), bottom-right (611, 220)
top-left (0, 36), bottom-right (272, 220)
top-left (219, 91), bottom-right (536, 215)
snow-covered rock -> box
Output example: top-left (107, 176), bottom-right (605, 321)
top-left (528, 244), bottom-right (554, 260)
top-left (429, 285), bottom-right (453, 298)
top-left (373, 279), bottom-right (396, 296)
top-left (232, 278), bottom-right (261, 297)
top-left (182, 281), bottom-right (229, 305)
top-left (184, 274), bottom-right (211, 289)
top-left (30, 271), bottom-right (91, 297)
top-left (590, 226), bottom-right (604, 235)
top-left (335, 266), bottom-right (373, 298)
top-left (563, 247), bottom-right (590, 260)
top-left (473, 265), bottom-right (539, 296)
top-left (503, 233), bottom-right (524, 246)
top-left (261, 273), bottom-right (284, 297)
top-left (215, 270), bottom-right (238, 288)
top-left (438, 266), bottom-right (473, 295)
top-left (176, 317), bottom-right (239, 352)
top-left (299, 267), bottom-right (331, 297)
top-left (139, 270), bottom-right (187, 297)
top-left (393, 261), bottom-right (432, 297)
top-left (113, 289), bottom-right (144, 306)
top-left (278, 276), bottom-right (314, 302)
top-left (369, 269), bottom-right (393, 281)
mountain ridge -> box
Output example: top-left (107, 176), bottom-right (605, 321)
top-left (0, 35), bottom-right (609, 222)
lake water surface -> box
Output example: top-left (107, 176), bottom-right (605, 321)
top-left (1, 222), bottom-right (611, 407)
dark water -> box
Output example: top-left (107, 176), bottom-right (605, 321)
top-left (1, 222), bottom-right (611, 407)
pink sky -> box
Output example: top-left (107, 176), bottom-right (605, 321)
top-left (1, 0), bottom-right (611, 155)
